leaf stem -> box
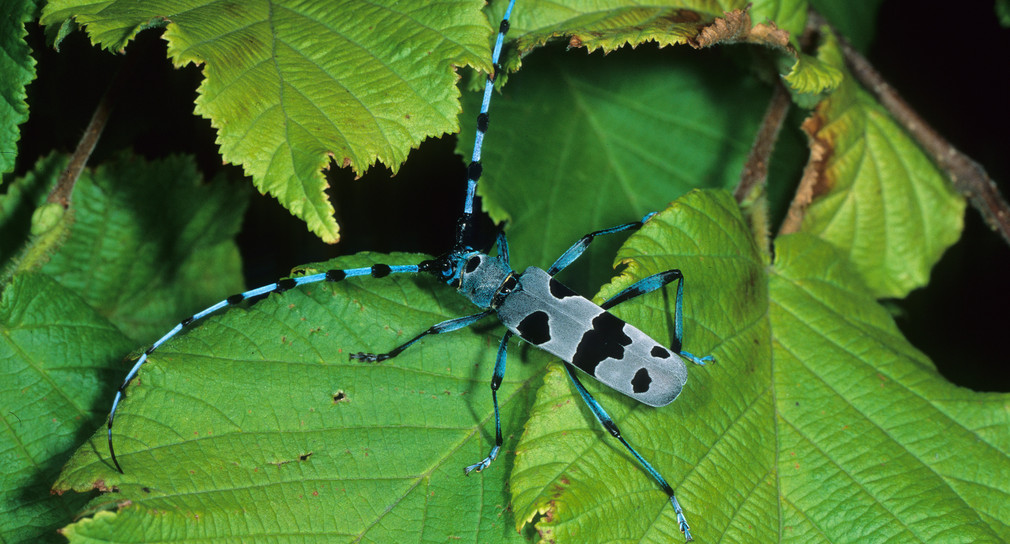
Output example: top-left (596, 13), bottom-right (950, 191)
top-left (735, 81), bottom-right (791, 205)
top-left (736, 80), bottom-right (790, 257)
top-left (47, 43), bottom-right (137, 207)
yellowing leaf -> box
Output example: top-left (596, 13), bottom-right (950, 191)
top-left (794, 32), bottom-right (965, 298)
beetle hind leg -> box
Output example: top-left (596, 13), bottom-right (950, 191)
top-left (562, 363), bottom-right (695, 541)
top-left (464, 331), bottom-right (513, 474)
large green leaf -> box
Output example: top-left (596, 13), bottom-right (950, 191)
top-left (40, 0), bottom-right (493, 243)
top-left (55, 253), bottom-right (538, 543)
top-left (0, 273), bottom-right (134, 543)
top-left (511, 190), bottom-right (1007, 542)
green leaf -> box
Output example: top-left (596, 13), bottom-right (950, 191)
top-left (460, 44), bottom-right (780, 292)
top-left (511, 190), bottom-right (1008, 542)
top-left (40, 0), bottom-right (494, 243)
top-left (796, 32), bottom-right (965, 298)
top-left (783, 50), bottom-right (844, 100)
top-left (55, 253), bottom-right (538, 543)
top-left (0, 0), bottom-right (37, 174)
top-left (770, 237), bottom-right (1006, 542)
top-left (0, 273), bottom-right (135, 543)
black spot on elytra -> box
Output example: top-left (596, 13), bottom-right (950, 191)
top-left (517, 311), bottom-right (551, 345)
top-left (548, 278), bottom-right (578, 300)
top-left (572, 313), bottom-right (632, 376)
top-left (631, 368), bottom-right (652, 393)
top-left (651, 345), bottom-right (671, 359)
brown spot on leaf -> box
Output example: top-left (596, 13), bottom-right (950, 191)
top-left (690, 9), bottom-right (752, 48)
top-left (780, 109), bottom-right (836, 234)
top-left (750, 21), bottom-right (791, 48)
top-left (689, 7), bottom-right (793, 55)
top-left (801, 110), bottom-right (837, 199)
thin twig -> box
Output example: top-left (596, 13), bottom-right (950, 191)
top-left (735, 80), bottom-right (791, 204)
top-left (47, 46), bottom-right (138, 207)
top-left (808, 10), bottom-right (1010, 245)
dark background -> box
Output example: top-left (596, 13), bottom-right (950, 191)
top-left (9, 0), bottom-right (1009, 391)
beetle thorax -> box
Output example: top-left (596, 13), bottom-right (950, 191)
top-left (456, 252), bottom-right (513, 309)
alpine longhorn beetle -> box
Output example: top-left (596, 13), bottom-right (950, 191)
top-left (106, 0), bottom-right (713, 539)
